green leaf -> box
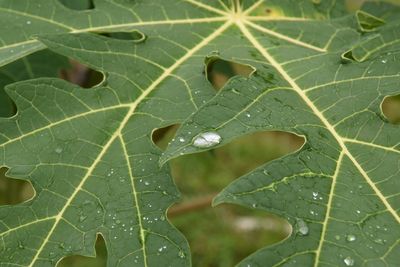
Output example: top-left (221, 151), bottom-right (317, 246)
top-left (0, 0), bottom-right (229, 67)
top-left (161, 3), bottom-right (400, 267)
top-left (0, 1), bottom-right (399, 267)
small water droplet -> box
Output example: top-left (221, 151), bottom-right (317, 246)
top-left (335, 235), bottom-right (341, 240)
top-left (346, 234), bottom-right (356, 242)
top-left (55, 147), bottom-right (63, 154)
top-left (246, 113), bottom-right (251, 118)
top-left (344, 256), bottom-right (354, 266)
top-left (26, 20), bottom-right (31, 25)
top-left (381, 59), bottom-right (387, 64)
top-left (179, 137), bottom-right (185, 143)
top-left (373, 238), bottom-right (385, 245)
top-left (192, 132), bottom-right (221, 148)
top-left (178, 250), bottom-right (185, 258)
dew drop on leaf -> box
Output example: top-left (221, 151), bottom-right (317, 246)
top-left (296, 219), bottom-right (309, 236)
top-left (192, 132), bottom-right (221, 148)
top-left (178, 250), bottom-right (186, 258)
top-left (373, 238), bottom-right (386, 245)
top-left (346, 234), bottom-right (356, 242)
top-left (344, 256), bottom-right (355, 266)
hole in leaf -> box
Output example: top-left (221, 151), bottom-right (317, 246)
top-left (58, 0), bottom-right (94, 10)
top-left (60, 60), bottom-right (104, 89)
top-left (57, 234), bottom-right (107, 267)
top-left (101, 31), bottom-right (146, 42)
top-left (166, 131), bottom-right (304, 265)
top-left (0, 89), bottom-right (16, 118)
top-left (0, 50), bottom-right (71, 117)
top-left (355, 10), bottom-right (385, 32)
top-left (205, 57), bottom-right (254, 91)
top-left (0, 167), bottom-right (34, 205)
top-left (170, 204), bottom-right (291, 266)
top-left (341, 50), bottom-right (356, 63)
top-left (382, 94), bottom-right (400, 124)
top-left (152, 124), bottom-right (180, 151)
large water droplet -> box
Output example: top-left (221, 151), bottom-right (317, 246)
top-left (296, 219), bottom-right (309, 236)
top-left (344, 256), bottom-right (354, 266)
top-left (192, 132), bottom-right (221, 148)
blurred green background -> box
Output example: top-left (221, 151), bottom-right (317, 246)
top-left (1, 0), bottom-right (400, 266)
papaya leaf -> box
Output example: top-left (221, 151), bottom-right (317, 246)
top-left (0, 1), bottom-right (399, 267)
